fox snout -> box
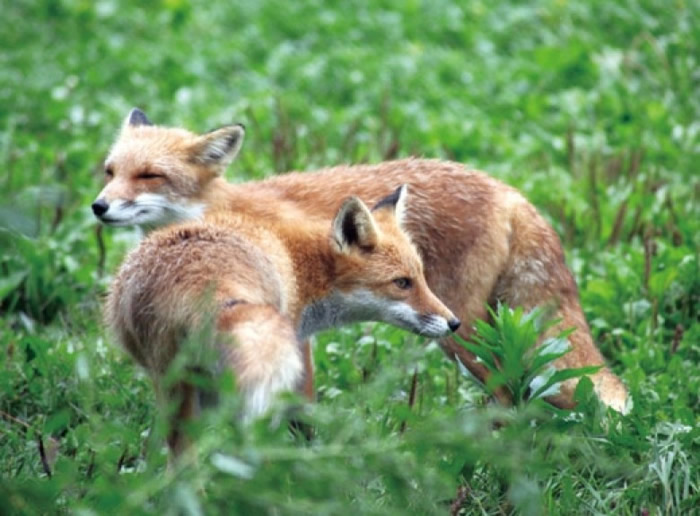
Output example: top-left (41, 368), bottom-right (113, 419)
top-left (415, 313), bottom-right (461, 338)
top-left (92, 198), bottom-right (109, 217)
top-left (91, 196), bottom-right (136, 226)
top-left (91, 191), bottom-right (205, 228)
top-left (414, 286), bottom-right (461, 337)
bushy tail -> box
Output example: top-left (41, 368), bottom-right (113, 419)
top-left (217, 303), bottom-right (303, 420)
top-left (106, 272), bottom-right (302, 421)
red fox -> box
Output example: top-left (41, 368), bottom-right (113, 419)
top-left (96, 109), bottom-right (629, 413)
top-left (106, 184), bottom-right (460, 455)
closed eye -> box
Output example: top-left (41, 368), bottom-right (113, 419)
top-left (137, 172), bottom-right (163, 180)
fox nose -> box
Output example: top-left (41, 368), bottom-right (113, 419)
top-left (448, 318), bottom-right (461, 332)
top-left (91, 199), bottom-right (109, 217)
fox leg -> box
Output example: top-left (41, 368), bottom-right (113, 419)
top-left (164, 381), bottom-right (200, 462)
top-left (157, 304), bottom-right (304, 463)
top-left (288, 339), bottom-right (316, 440)
top-left (493, 219), bottom-right (629, 411)
top-left (444, 261), bottom-right (627, 411)
top-left (299, 339), bottom-right (315, 401)
top-left (518, 295), bottom-right (628, 411)
top-left (429, 269), bottom-right (513, 404)
top-left (421, 226), bottom-right (513, 404)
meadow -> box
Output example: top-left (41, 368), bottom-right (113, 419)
top-left (1, 0), bottom-right (698, 514)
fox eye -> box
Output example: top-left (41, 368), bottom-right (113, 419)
top-left (104, 167), bottom-right (114, 178)
top-left (392, 277), bottom-right (413, 290)
top-left (137, 171), bottom-right (163, 180)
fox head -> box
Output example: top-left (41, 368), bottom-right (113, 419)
top-left (300, 185), bottom-right (460, 339)
top-left (92, 108), bottom-right (244, 228)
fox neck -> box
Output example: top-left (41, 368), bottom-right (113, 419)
top-left (271, 227), bottom-right (359, 339)
top-left (200, 177), bottom-right (251, 212)
top-left (200, 177), bottom-right (302, 220)
top-left (296, 290), bottom-right (387, 340)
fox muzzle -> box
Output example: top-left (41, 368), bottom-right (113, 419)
top-left (91, 198), bottom-right (109, 217)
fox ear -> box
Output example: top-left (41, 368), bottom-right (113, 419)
top-left (372, 184), bottom-right (408, 227)
top-left (123, 108), bottom-right (153, 128)
top-left (191, 124), bottom-right (245, 169)
top-left (332, 197), bottom-right (379, 253)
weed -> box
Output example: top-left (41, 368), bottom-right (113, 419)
top-left (1, 0), bottom-right (698, 513)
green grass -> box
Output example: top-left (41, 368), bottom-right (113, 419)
top-left (1, 0), bottom-right (698, 513)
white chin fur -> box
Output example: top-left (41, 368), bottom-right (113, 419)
top-left (415, 315), bottom-right (451, 338)
top-left (297, 289), bottom-right (452, 339)
top-left (97, 193), bottom-right (204, 228)
top-left (386, 305), bottom-right (451, 338)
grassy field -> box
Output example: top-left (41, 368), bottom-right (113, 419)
top-left (1, 0), bottom-right (698, 513)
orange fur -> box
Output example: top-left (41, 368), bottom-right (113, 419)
top-left (97, 111), bottom-right (628, 412)
top-left (105, 181), bottom-right (459, 456)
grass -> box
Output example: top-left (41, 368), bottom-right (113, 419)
top-left (457, 303), bottom-right (603, 408)
top-left (1, 0), bottom-right (698, 514)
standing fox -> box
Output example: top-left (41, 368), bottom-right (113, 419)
top-left (106, 184), bottom-right (460, 455)
top-left (96, 109), bottom-right (628, 413)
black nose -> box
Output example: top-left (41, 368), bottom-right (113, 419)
top-left (448, 318), bottom-right (461, 332)
top-left (91, 199), bottom-right (109, 217)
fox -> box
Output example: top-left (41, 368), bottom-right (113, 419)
top-left (95, 108), bottom-right (629, 413)
top-left (105, 184), bottom-right (460, 455)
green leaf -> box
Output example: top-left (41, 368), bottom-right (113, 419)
top-left (530, 366), bottom-right (602, 401)
top-left (0, 269), bottom-right (27, 302)
top-left (44, 409), bottom-right (71, 435)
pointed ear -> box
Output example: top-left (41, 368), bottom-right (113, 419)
top-left (190, 124), bottom-right (245, 169)
top-left (372, 184), bottom-right (408, 227)
top-left (123, 108), bottom-right (153, 128)
top-left (331, 197), bottom-right (379, 253)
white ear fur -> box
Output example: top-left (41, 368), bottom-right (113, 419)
top-left (332, 197), bottom-right (379, 253)
top-left (394, 184), bottom-right (408, 228)
top-left (192, 124), bottom-right (246, 168)
top-left (372, 184), bottom-right (409, 228)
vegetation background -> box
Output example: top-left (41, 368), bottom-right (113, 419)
top-left (1, 0), bottom-right (697, 513)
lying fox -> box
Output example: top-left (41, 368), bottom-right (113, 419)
top-left (106, 184), bottom-right (459, 455)
top-left (95, 109), bottom-right (628, 412)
